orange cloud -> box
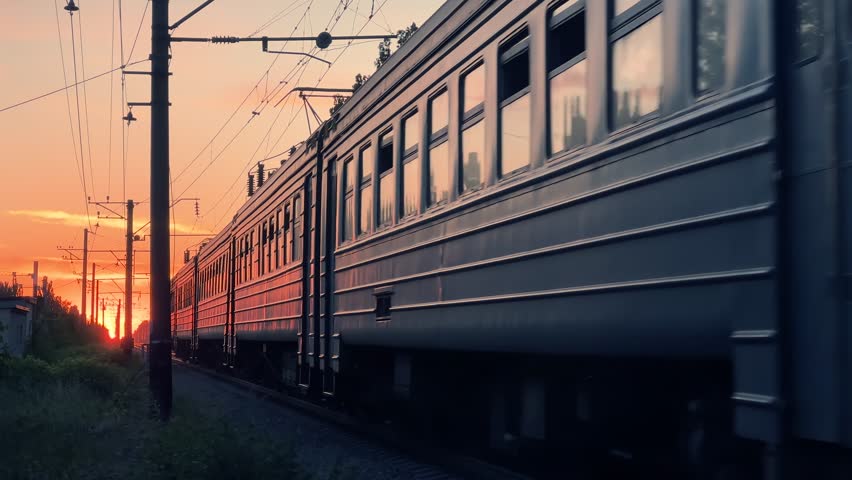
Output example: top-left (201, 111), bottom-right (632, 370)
top-left (7, 209), bottom-right (210, 235)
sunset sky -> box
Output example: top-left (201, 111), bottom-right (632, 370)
top-left (0, 0), bottom-right (444, 338)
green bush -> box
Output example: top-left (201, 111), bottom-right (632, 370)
top-left (52, 355), bottom-right (126, 397)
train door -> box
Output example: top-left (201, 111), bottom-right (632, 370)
top-left (786, 0), bottom-right (851, 446)
top-left (322, 158), bottom-right (337, 395)
top-left (297, 178), bottom-right (313, 389)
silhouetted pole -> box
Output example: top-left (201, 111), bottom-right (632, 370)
top-left (94, 279), bottom-right (100, 325)
top-left (116, 300), bottom-right (121, 345)
top-left (81, 228), bottom-right (88, 326)
top-left (101, 298), bottom-right (106, 327)
top-left (149, 0), bottom-right (173, 420)
top-left (90, 263), bottom-right (96, 324)
top-left (124, 199), bottom-right (134, 353)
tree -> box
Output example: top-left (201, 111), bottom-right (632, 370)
top-left (0, 282), bottom-right (17, 297)
top-left (333, 23), bottom-right (420, 116)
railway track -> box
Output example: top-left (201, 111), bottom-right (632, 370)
top-left (173, 359), bottom-right (531, 480)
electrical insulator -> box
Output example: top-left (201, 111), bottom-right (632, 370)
top-left (257, 163), bottom-right (265, 188)
top-left (247, 173), bottom-right (255, 196)
top-left (194, 201), bottom-right (200, 217)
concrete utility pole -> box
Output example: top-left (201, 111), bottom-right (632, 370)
top-left (32, 261), bottom-right (38, 298)
top-left (101, 298), bottom-right (106, 327)
top-left (115, 300), bottom-right (122, 345)
top-left (94, 280), bottom-right (100, 325)
top-left (81, 228), bottom-right (88, 325)
top-left (138, 0), bottom-right (397, 420)
top-left (124, 199), bottom-right (134, 354)
top-left (149, 0), bottom-right (172, 419)
top-left (90, 263), bottom-right (96, 324)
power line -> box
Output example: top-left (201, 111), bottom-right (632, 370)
top-left (68, 8), bottom-right (93, 231)
top-left (0, 59), bottom-right (148, 114)
top-left (126, 0), bottom-right (151, 65)
top-left (77, 9), bottom-right (97, 202)
top-left (53, 0), bottom-right (87, 227)
top-left (108, 0), bottom-right (116, 199)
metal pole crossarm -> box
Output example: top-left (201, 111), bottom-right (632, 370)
top-left (90, 201), bottom-right (126, 220)
top-left (128, 101), bottom-right (172, 107)
top-left (169, 0), bottom-right (216, 30)
top-left (265, 51), bottom-right (332, 66)
top-left (171, 34), bottom-right (397, 44)
top-left (125, 71), bottom-right (173, 76)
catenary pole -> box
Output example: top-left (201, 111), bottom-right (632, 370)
top-left (149, 0), bottom-right (172, 420)
top-left (81, 228), bottom-right (88, 326)
top-left (124, 199), bottom-right (134, 354)
top-left (90, 263), bottom-right (96, 324)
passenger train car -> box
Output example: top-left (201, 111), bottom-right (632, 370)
top-left (171, 0), bottom-right (851, 476)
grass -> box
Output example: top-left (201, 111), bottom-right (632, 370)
top-left (0, 345), bottom-right (319, 480)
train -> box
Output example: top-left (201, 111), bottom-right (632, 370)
top-left (171, 0), bottom-right (852, 477)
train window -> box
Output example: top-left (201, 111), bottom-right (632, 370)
top-left (403, 157), bottom-right (420, 217)
top-left (275, 209), bottom-right (281, 269)
top-left (611, 12), bottom-right (662, 130)
top-left (550, 1), bottom-right (587, 154)
top-left (342, 157), bottom-right (355, 243)
top-left (428, 90), bottom-right (450, 207)
top-left (500, 29), bottom-right (531, 177)
top-left (461, 64), bottom-right (486, 192)
top-left (378, 131), bottom-right (395, 227)
top-left (359, 144), bottom-right (374, 236)
top-left (463, 64), bottom-right (486, 117)
top-left (282, 205), bottom-right (290, 264)
top-left (374, 288), bottom-right (393, 321)
top-left (261, 222), bottom-right (267, 276)
top-left (267, 216), bottom-right (274, 273)
top-left (402, 112), bottom-right (420, 218)
top-left (249, 230), bottom-right (255, 280)
top-left (796, 0), bottom-right (822, 61)
top-left (430, 91), bottom-right (449, 139)
top-left (695, 0), bottom-right (726, 93)
top-left (403, 111), bottom-right (420, 155)
top-left (292, 196), bottom-right (302, 261)
top-left (429, 141), bottom-right (450, 206)
top-left (614, 0), bottom-right (642, 17)
top-left (461, 120), bottom-right (486, 192)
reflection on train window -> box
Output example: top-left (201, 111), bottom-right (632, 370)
top-left (359, 185), bottom-right (373, 235)
top-left (360, 143), bottom-right (374, 180)
top-left (500, 29), bottom-right (531, 176)
top-left (429, 141), bottom-right (450, 206)
top-left (403, 111), bottom-right (420, 154)
top-left (401, 112), bottom-right (420, 218)
top-left (282, 205), bottom-right (290, 264)
top-left (261, 220), bottom-right (268, 275)
top-left (462, 64), bottom-right (485, 117)
top-left (292, 196), bottom-right (302, 261)
top-left (696, 0), bottom-right (726, 93)
top-left (796, 0), bottom-right (822, 61)
top-left (342, 158), bottom-right (354, 242)
top-left (358, 144), bottom-right (373, 236)
top-left (614, 0), bottom-right (640, 16)
top-left (553, 0), bottom-right (580, 17)
top-left (378, 131), bottom-right (395, 227)
top-left (249, 230), bottom-right (255, 280)
top-left (462, 64), bottom-right (486, 193)
top-left (403, 157), bottom-right (420, 217)
top-left (611, 14), bottom-right (662, 130)
top-left (428, 90), bottom-right (449, 207)
top-left (430, 91), bottom-right (449, 138)
top-left (275, 209), bottom-right (281, 269)
top-left (461, 120), bottom-right (485, 192)
top-left (550, 2), bottom-right (587, 154)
